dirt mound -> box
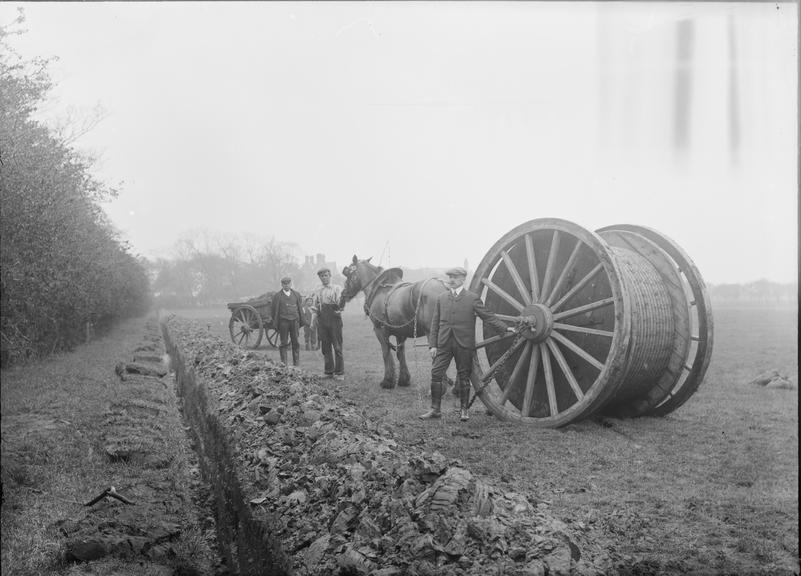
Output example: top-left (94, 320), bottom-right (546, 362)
top-left (164, 316), bottom-right (618, 575)
top-left (49, 320), bottom-right (219, 575)
top-left (749, 369), bottom-right (796, 390)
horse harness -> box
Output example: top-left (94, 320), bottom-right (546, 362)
top-left (363, 277), bottom-right (450, 352)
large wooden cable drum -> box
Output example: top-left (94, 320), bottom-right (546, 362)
top-left (469, 218), bottom-right (714, 427)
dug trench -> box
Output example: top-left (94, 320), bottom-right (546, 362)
top-left (24, 314), bottom-right (632, 575)
top-left (158, 313), bottom-right (624, 576)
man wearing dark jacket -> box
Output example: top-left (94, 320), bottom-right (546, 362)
top-left (271, 276), bottom-right (305, 366)
top-left (420, 267), bottom-right (513, 421)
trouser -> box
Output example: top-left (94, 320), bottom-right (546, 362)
top-left (318, 312), bottom-right (344, 376)
top-left (304, 325), bottom-right (318, 350)
top-left (430, 339), bottom-right (473, 406)
top-left (277, 318), bottom-right (301, 366)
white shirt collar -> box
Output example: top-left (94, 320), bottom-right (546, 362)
top-left (282, 289), bottom-right (291, 296)
top-left (452, 286), bottom-right (464, 296)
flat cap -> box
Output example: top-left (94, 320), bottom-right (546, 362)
top-left (445, 266), bottom-right (467, 277)
top-left (317, 267), bottom-right (331, 276)
top-left (280, 276), bottom-right (292, 283)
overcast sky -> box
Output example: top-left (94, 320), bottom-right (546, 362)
top-left (2, 2), bottom-right (797, 284)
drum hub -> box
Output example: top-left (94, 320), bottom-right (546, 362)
top-left (519, 304), bottom-right (553, 343)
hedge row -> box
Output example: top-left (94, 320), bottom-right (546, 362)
top-left (0, 20), bottom-right (150, 365)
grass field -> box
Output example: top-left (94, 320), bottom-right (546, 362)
top-left (183, 303), bottom-right (799, 575)
top-left (0, 317), bottom-right (218, 576)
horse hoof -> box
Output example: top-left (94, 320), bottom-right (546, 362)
top-left (380, 381), bottom-right (396, 389)
top-left (397, 379), bottom-right (411, 387)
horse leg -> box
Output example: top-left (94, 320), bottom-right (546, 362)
top-left (374, 325), bottom-right (396, 389)
top-left (396, 336), bottom-right (412, 387)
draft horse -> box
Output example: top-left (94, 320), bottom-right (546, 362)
top-left (340, 255), bottom-right (449, 389)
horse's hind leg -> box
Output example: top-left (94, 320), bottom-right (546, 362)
top-left (396, 337), bottom-right (412, 387)
top-left (374, 325), bottom-right (396, 389)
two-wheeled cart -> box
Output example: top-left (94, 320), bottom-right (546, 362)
top-left (226, 293), bottom-right (279, 349)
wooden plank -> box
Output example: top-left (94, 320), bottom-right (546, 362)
top-left (501, 250), bottom-right (532, 306)
top-left (545, 239), bottom-right (583, 306)
top-left (525, 233), bottom-right (541, 302)
top-left (547, 338), bottom-right (585, 400)
top-left (551, 263), bottom-right (603, 312)
top-left (552, 296), bottom-right (615, 321)
top-left (553, 322), bottom-right (614, 338)
top-left (499, 342), bottom-right (532, 407)
top-left (539, 230), bottom-right (561, 302)
top-left (521, 344), bottom-right (541, 417)
top-left (541, 344), bottom-right (558, 416)
top-left (550, 330), bottom-right (606, 371)
top-left (481, 278), bottom-right (525, 312)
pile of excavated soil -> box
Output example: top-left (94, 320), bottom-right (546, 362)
top-left (165, 316), bottom-right (620, 576)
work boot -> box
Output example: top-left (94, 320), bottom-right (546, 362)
top-left (419, 381), bottom-right (443, 419)
top-left (292, 349), bottom-right (300, 367)
top-left (459, 380), bottom-right (471, 422)
top-left (279, 348), bottom-right (288, 365)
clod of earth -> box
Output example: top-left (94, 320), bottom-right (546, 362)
top-left (133, 351), bottom-right (165, 364)
top-left (749, 369), bottom-right (796, 390)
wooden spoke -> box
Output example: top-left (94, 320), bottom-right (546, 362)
top-left (524, 233), bottom-right (540, 302)
top-left (550, 263), bottom-right (604, 312)
top-left (521, 343), bottom-right (541, 417)
top-left (474, 331), bottom-right (517, 350)
top-left (546, 338), bottom-right (585, 401)
top-left (539, 231), bottom-right (561, 303)
top-left (498, 341), bottom-right (533, 406)
top-left (552, 322), bottom-right (614, 338)
top-left (545, 239), bottom-right (583, 306)
top-left (236, 331), bottom-right (247, 345)
top-left (481, 278), bottom-right (525, 312)
top-left (552, 296), bottom-right (614, 321)
top-left (540, 344), bottom-right (558, 416)
top-left (501, 250), bottom-right (532, 306)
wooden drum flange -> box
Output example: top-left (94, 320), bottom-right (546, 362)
top-left (469, 218), bottom-right (714, 427)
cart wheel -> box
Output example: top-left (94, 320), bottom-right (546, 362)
top-left (468, 218), bottom-right (629, 427)
top-left (228, 305), bottom-right (264, 349)
top-left (265, 327), bottom-right (279, 348)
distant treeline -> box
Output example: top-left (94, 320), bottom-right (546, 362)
top-left (0, 17), bottom-right (150, 366)
top-left (146, 233), bottom-right (323, 309)
top-left (148, 243), bottom-right (799, 312)
top-left (708, 280), bottom-right (797, 306)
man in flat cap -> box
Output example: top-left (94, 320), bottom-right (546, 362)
top-left (311, 267), bottom-right (345, 380)
top-left (420, 266), bottom-right (514, 421)
top-left (271, 276), bottom-right (305, 366)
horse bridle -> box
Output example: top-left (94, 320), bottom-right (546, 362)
top-left (342, 260), bottom-right (384, 307)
